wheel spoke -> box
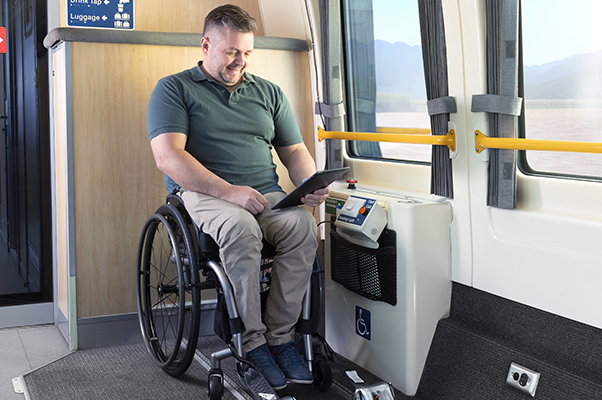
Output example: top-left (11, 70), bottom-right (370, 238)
top-left (136, 205), bottom-right (201, 376)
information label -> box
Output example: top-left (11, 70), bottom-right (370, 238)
top-left (67, 0), bottom-right (134, 30)
top-left (325, 197), bottom-right (345, 216)
top-left (355, 306), bottom-right (371, 341)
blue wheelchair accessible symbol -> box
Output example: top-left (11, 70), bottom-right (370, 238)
top-left (355, 306), bottom-right (371, 340)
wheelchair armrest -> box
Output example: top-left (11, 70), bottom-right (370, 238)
top-left (198, 231), bottom-right (220, 256)
top-left (199, 232), bottom-right (276, 259)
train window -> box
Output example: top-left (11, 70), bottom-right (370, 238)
top-left (341, 0), bottom-right (430, 163)
top-left (520, 0), bottom-right (602, 179)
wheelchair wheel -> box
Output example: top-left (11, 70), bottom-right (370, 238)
top-left (312, 356), bottom-right (333, 392)
top-left (136, 204), bottom-right (201, 377)
top-left (208, 371), bottom-right (223, 400)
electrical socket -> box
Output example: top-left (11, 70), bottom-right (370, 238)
top-left (506, 362), bottom-right (540, 397)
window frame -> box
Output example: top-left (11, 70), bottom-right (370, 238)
top-left (339, 0), bottom-right (431, 166)
top-left (516, 0), bottom-right (602, 182)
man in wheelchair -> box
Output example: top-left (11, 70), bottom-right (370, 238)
top-left (146, 4), bottom-right (329, 391)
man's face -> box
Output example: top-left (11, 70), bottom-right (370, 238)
top-left (201, 27), bottom-right (254, 87)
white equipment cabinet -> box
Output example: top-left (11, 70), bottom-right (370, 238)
top-left (324, 187), bottom-right (452, 396)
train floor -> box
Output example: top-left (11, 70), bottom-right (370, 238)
top-left (0, 324), bottom-right (70, 400)
top-left (5, 328), bottom-right (409, 400)
top-left (4, 286), bottom-right (602, 399)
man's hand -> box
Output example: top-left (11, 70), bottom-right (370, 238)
top-left (225, 185), bottom-right (268, 214)
top-left (300, 186), bottom-right (330, 208)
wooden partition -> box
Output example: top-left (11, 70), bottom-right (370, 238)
top-left (50, 34), bottom-right (313, 331)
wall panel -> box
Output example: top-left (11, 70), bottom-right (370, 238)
top-left (52, 46), bottom-right (69, 320)
top-left (64, 42), bottom-right (312, 318)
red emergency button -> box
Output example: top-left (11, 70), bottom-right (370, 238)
top-left (0, 28), bottom-right (6, 54)
top-left (346, 179), bottom-right (357, 189)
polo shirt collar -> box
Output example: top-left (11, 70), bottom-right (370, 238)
top-left (192, 62), bottom-right (256, 86)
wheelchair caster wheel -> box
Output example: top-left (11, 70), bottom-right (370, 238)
top-left (312, 356), bottom-right (333, 392)
top-left (208, 369), bottom-right (224, 400)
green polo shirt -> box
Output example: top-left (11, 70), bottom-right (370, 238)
top-left (147, 62), bottom-right (303, 194)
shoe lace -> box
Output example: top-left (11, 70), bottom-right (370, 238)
top-left (247, 346), bottom-right (277, 371)
top-left (276, 343), bottom-right (306, 368)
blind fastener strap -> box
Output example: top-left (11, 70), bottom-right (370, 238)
top-left (471, 94), bottom-right (523, 116)
top-left (315, 101), bottom-right (346, 118)
top-left (427, 96), bottom-right (457, 116)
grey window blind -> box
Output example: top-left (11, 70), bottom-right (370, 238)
top-left (418, 0), bottom-right (455, 198)
top-left (319, 0), bottom-right (345, 169)
top-left (471, 0), bottom-right (522, 209)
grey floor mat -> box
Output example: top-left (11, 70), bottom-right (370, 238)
top-left (21, 336), bottom-right (410, 400)
top-left (22, 343), bottom-right (213, 400)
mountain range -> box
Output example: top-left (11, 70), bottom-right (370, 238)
top-left (524, 50), bottom-right (602, 99)
top-left (373, 40), bottom-right (602, 101)
top-left (374, 40), bottom-right (427, 101)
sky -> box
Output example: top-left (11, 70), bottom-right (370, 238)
top-left (371, 0), bottom-right (602, 67)
top-left (372, 0), bottom-right (422, 47)
top-left (521, 0), bottom-right (602, 66)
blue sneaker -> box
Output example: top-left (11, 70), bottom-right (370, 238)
top-left (244, 343), bottom-right (287, 390)
top-left (269, 341), bottom-right (313, 384)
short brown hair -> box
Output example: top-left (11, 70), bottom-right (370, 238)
top-left (203, 4), bottom-right (258, 37)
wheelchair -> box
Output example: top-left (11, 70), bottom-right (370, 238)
top-left (135, 194), bottom-right (333, 399)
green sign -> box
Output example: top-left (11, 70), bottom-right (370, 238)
top-left (325, 197), bottom-right (345, 215)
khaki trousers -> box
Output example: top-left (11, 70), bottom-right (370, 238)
top-left (180, 189), bottom-right (317, 353)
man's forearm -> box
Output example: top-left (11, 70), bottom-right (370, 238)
top-left (276, 144), bottom-right (317, 187)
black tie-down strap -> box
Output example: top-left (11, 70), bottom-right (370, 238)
top-left (214, 291), bottom-right (245, 343)
top-left (311, 333), bottom-right (396, 400)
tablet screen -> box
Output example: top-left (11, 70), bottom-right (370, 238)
top-left (272, 167), bottom-right (350, 209)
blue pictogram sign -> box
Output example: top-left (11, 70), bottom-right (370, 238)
top-left (355, 306), bottom-right (371, 340)
top-left (67, 0), bottom-right (134, 30)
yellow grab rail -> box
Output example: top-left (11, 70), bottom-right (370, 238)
top-left (376, 126), bottom-right (432, 135)
top-left (318, 126), bottom-right (456, 151)
top-left (474, 130), bottom-right (602, 154)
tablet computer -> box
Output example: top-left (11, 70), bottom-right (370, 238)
top-left (272, 167), bottom-right (350, 210)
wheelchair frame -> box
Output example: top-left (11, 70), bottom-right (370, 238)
top-left (136, 195), bottom-right (332, 399)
